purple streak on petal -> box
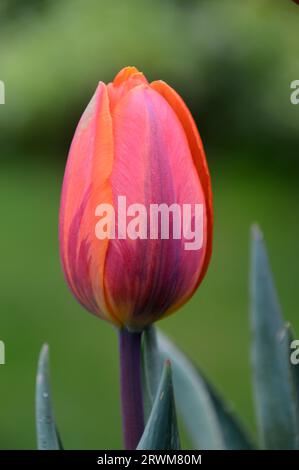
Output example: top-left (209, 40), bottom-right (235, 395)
top-left (65, 186), bottom-right (99, 315)
top-left (105, 86), bottom-right (203, 326)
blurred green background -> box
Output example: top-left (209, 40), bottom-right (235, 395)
top-left (0, 0), bottom-right (299, 449)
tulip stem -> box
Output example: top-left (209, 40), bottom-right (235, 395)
top-left (119, 328), bottom-right (144, 450)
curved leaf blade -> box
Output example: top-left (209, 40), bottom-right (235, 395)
top-left (156, 330), bottom-right (251, 450)
top-left (35, 344), bottom-right (62, 450)
top-left (137, 360), bottom-right (180, 450)
top-left (250, 225), bottom-right (299, 449)
top-left (142, 326), bottom-right (163, 421)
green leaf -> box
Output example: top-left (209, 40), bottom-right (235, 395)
top-left (250, 225), bottom-right (299, 449)
top-left (142, 326), bottom-right (163, 420)
top-left (156, 330), bottom-right (252, 450)
top-left (137, 360), bottom-right (180, 450)
top-left (35, 344), bottom-right (62, 450)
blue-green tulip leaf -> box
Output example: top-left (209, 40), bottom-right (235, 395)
top-left (142, 326), bottom-right (163, 421)
top-left (35, 344), bottom-right (62, 450)
top-left (137, 360), bottom-right (180, 450)
top-left (157, 330), bottom-right (251, 449)
top-left (250, 225), bottom-right (299, 449)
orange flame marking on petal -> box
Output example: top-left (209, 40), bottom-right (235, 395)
top-left (150, 80), bottom-right (213, 317)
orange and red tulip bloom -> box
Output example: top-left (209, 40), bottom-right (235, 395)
top-left (59, 66), bottom-right (213, 330)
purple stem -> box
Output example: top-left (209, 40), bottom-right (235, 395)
top-left (119, 328), bottom-right (144, 450)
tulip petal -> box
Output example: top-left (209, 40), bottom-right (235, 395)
top-left (59, 82), bottom-right (120, 325)
top-left (104, 85), bottom-right (207, 328)
top-left (108, 66), bottom-right (148, 112)
top-left (113, 66), bottom-right (148, 86)
top-left (150, 80), bottom-right (213, 289)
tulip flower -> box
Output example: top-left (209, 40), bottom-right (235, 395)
top-left (59, 66), bottom-right (212, 329)
top-left (59, 66), bottom-right (213, 449)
